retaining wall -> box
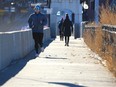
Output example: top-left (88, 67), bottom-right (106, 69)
top-left (0, 28), bottom-right (51, 71)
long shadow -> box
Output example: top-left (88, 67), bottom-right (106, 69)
top-left (0, 39), bottom-right (53, 86)
top-left (48, 82), bottom-right (87, 87)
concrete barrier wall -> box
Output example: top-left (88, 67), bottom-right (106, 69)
top-left (83, 24), bottom-right (116, 77)
top-left (0, 28), bottom-right (51, 70)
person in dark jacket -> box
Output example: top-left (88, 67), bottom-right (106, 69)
top-left (28, 5), bottom-right (47, 57)
top-left (63, 14), bottom-right (73, 46)
top-left (58, 18), bottom-right (64, 41)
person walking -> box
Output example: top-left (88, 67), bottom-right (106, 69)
top-left (58, 18), bottom-right (64, 41)
top-left (63, 14), bottom-right (73, 46)
top-left (28, 5), bottom-right (47, 57)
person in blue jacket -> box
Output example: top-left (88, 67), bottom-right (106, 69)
top-left (28, 5), bottom-right (47, 57)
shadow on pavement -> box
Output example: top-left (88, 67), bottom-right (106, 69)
top-left (48, 82), bottom-right (87, 87)
top-left (0, 39), bottom-right (53, 86)
top-left (45, 57), bottom-right (67, 60)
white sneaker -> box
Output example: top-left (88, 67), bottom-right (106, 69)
top-left (41, 47), bottom-right (44, 52)
top-left (35, 54), bottom-right (39, 57)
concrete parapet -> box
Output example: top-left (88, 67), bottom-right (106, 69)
top-left (0, 33), bottom-right (14, 70)
top-left (43, 28), bottom-right (51, 42)
top-left (0, 27), bottom-right (51, 71)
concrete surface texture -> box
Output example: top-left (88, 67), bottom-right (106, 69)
top-left (0, 37), bottom-right (116, 87)
top-left (0, 30), bottom-right (34, 71)
top-left (0, 27), bottom-right (50, 71)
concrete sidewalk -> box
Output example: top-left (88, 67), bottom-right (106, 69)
top-left (0, 37), bottom-right (116, 87)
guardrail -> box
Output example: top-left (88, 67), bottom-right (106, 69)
top-left (0, 27), bottom-right (51, 71)
top-left (102, 24), bottom-right (116, 32)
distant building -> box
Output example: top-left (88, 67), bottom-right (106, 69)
top-left (50, 0), bottom-right (82, 38)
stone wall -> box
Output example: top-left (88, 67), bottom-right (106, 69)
top-left (83, 25), bottom-right (116, 77)
top-left (0, 28), bottom-right (51, 71)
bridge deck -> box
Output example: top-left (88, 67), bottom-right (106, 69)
top-left (0, 37), bottom-right (116, 87)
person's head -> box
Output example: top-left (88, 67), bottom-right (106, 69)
top-left (34, 5), bottom-right (41, 13)
top-left (65, 13), bottom-right (69, 20)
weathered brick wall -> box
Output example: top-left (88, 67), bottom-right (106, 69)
top-left (83, 25), bottom-right (116, 77)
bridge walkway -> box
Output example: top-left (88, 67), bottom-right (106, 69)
top-left (0, 37), bottom-right (116, 87)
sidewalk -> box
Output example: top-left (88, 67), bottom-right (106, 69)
top-left (0, 37), bottom-right (116, 87)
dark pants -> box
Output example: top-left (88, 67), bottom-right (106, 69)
top-left (32, 32), bottom-right (43, 53)
top-left (59, 31), bottom-right (64, 41)
top-left (65, 36), bottom-right (69, 45)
